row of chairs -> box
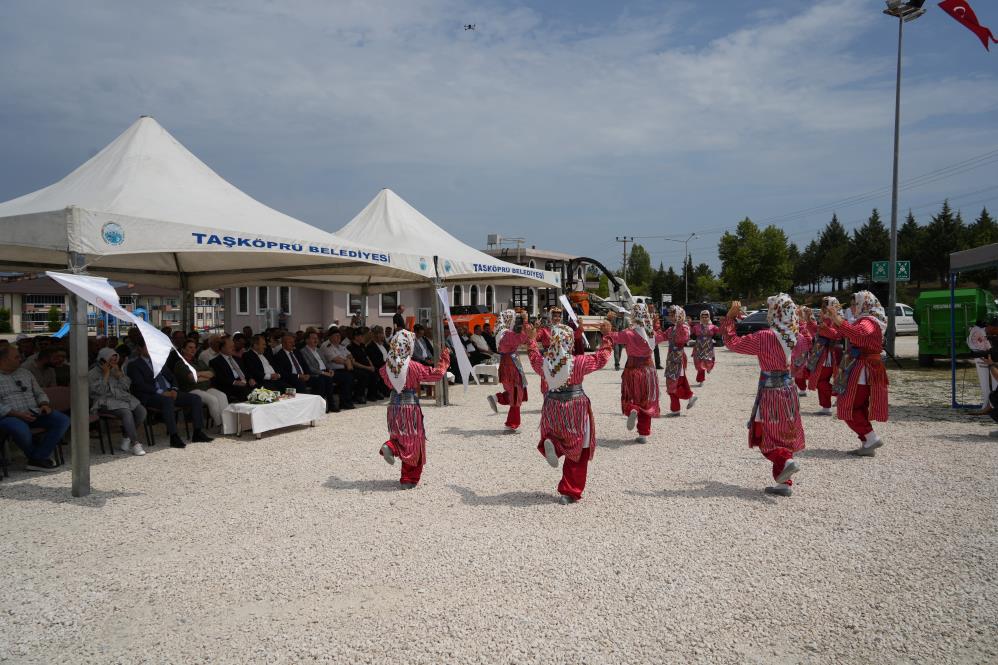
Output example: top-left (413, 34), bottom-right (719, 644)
top-left (0, 387), bottom-right (203, 479)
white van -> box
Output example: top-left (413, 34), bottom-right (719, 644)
top-left (895, 303), bottom-right (917, 335)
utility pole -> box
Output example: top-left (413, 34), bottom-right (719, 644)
top-left (615, 236), bottom-right (633, 278)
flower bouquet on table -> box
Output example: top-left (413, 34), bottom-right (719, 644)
top-left (247, 387), bottom-right (281, 405)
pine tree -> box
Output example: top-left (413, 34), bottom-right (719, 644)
top-left (850, 209), bottom-right (890, 285)
top-left (966, 207), bottom-right (997, 288)
top-left (924, 200), bottom-right (967, 286)
top-left (898, 210), bottom-right (925, 288)
top-left (625, 244), bottom-right (653, 293)
top-left (818, 214), bottom-right (851, 291)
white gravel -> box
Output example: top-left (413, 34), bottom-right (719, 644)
top-left (1, 346), bottom-right (996, 664)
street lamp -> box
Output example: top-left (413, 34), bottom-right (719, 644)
top-left (882, 0), bottom-right (926, 356)
top-left (664, 232), bottom-right (698, 304)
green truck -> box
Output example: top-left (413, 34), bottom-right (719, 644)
top-left (915, 288), bottom-right (997, 366)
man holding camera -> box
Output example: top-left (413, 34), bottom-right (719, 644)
top-left (0, 345), bottom-right (69, 470)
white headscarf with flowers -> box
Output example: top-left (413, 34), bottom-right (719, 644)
top-left (631, 302), bottom-right (656, 351)
top-left (543, 324), bottom-right (575, 392)
top-left (766, 293), bottom-right (799, 361)
top-left (852, 290), bottom-right (888, 333)
top-left (386, 329), bottom-right (415, 394)
top-left (495, 309), bottom-right (516, 347)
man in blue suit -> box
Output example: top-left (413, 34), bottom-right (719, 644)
top-left (127, 338), bottom-right (213, 448)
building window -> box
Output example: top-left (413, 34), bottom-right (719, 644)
top-left (347, 293), bottom-right (367, 316)
top-left (257, 286), bottom-right (269, 313)
top-left (379, 291), bottom-right (400, 316)
top-left (24, 295), bottom-right (65, 306)
top-left (279, 286), bottom-right (291, 314)
top-left (470, 284), bottom-right (479, 306)
top-left (164, 298), bottom-right (179, 308)
top-left (511, 287), bottom-right (533, 312)
top-left (541, 288), bottom-right (558, 310)
top-left (485, 285), bottom-right (495, 312)
top-left (453, 284), bottom-right (463, 307)
top-left (237, 287), bottom-right (249, 315)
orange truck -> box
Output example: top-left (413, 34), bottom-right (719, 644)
top-left (448, 305), bottom-right (497, 332)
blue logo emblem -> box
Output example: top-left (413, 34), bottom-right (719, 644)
top-left (444, 260), bottom-right (453, 273)
top-left (419, 258), bottom-right (428, 271)
top-left (101, 222), bottom-right (125, 246)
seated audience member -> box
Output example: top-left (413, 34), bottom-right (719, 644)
top-left (231, 333), bottom-right (248, 360)
top-left (209, 337), bottom-right (253, 402)
top-left (267, 331), bottom-right (283, 360)
top-left (243, 334), bottom-right (287, 392)
top-left (469, 325), bottom-right (494, 364)
top-left (23, 348), bottom-right (57, 388)
top-left (127, 338), bottom-right (212, 448)
top-left (171, 330), bottom-right (188, 350)
top-left (366, 326), bottom-right (389, 372)
top-left (16, 336), bottom-right (36, 365)
top-left (198, 334), bottom-right (223, 366)
top-left (348, 328), bottom-right (380, 402)
top-left (116, 327), bottom-right (142, 362)
top-left (320, 329), bottom-right (354, 371)
top-left (242, 325), bottom-right (253, 339)
top-left (89, 348), bottom-right (148, 456)
top-left (51, 348), bottom-right (70, 387)
top-left (412, 325), bottom-right (433, 366)
top-left (271, 333), bottom-right (316, 394)
top-left (294, 330), bottom-right (306, 348)
top-left (0, 345), bottom-right (69, 471)
top-left (482, 323), bottom-right (498, 353)
top-left (175, 340), bottom-right (229, 428)
top-left (298, 331), bottom-right (354, 412)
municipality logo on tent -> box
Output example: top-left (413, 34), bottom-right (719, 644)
top-left (419, 258), bottom-right (428, 271)
top-left (444, 260), bottom-right (453, 273)
top-left (101, 223), bottom-right (125, 246)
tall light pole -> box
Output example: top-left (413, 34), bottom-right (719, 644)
top-left (882, 0), bottom-right (926, 355)
top-left (664, 232), bottom-right (698, 304)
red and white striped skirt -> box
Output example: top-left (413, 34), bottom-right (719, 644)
top-left (620, 356), bottom-right (660, 417)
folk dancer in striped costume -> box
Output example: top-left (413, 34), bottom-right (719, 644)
top-left (807, 296), bottom-right (845, 415)
top-left (606, 303), bottom-right (668, 443)
top-left (486, 309), bottom-right (530, 431)
top-left (828, 291), bottom-right (889, 457)
top-left (535, 307), bottom-right (586, 355)
top-left (692, 310), bottom-right (720, 386)
top-left (721, 295), bottom-right (808, 497)
top-left (379, 329), bottom-right (451, 489)
top-left (791, 306), bottom-right (816, 397)
top-left (526, 321), bottom-right (613, 504)
top-left (663, 305), bottom-right (697, 415)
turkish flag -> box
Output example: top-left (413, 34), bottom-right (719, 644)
top-left (938, 0), bottom-right (997, 51)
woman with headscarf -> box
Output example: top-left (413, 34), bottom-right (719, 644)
top-left (663, 305), bottom-right (697, 415)
top-left (378, 329), bottom-right (451, 489)
top-left (791, 306), bottom-right (816, 397)
top-left (486, 308), bottom-right (530, 431)
top-left (807, 296), bottom-right (845, 415)
top-left (967, 318), bottom-right (993, 415)
top-left (526, 320), bottom-right (613, 504)
top-left (605, 303), bottom-right (669, 442)
top-left (721, 295), bottom-right (807, 497)
top-left (691, 310), bottom-right (719, 386)
top-left (827, 291), bottom-right (889, 456)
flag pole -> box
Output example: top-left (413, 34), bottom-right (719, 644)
top-left (887, 12), bottom-right (902, 356)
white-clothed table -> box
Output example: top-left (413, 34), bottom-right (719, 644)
top-left (222, 393), bottom-right (326, 438)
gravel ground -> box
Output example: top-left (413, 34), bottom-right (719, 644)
top-left (1, 345), bottom-right (996, 664)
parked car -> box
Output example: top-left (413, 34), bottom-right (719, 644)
top-left (735, 310), bottom-right (769, 336)
top-left (894, 303), bottom-right (917, 335)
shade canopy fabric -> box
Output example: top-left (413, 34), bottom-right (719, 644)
top-left (950, 243), bottom-right (998, 273)
top-left (0, 117), bottom-right (424, 291)
top-left (334, 188), bottom-right (561, 290)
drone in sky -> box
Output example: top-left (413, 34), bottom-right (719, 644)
top-left (464, 24), bottom-right (476, 31)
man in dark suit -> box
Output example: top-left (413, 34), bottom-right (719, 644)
top-left (393, 305), bottom-right (406, 332)
top-left (348, 328), bottom-right (382, 401)
top-left (209, 337), bottom-right (252, 402)
top-left (412, 325), bottom-right (433, 366)
top-left (127, 338), bottom-right (212, 448)
top-left (272, 333), bottom-right (352, 412)
top-left (243, 334), bottom-right (287, 392)
top-left (298, 331), bottom-right (354, 411)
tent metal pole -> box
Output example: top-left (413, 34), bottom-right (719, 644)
top-left (431, 257), bottom-right (448, 407)
top-left (68, 252), bottom-right (91, 497)
top-left (174, 253), bottom-right (192, 334)
top-left (950, 271), bottom-right (958, 409)
top-left (360, 280), bottom-right (370, 327)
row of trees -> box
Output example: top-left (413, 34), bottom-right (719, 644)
top-left (607, 201), bottom-right (995, 305)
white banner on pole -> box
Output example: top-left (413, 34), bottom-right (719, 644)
top-left (558, 294), bottom-right (589, 349)
top-left (435, 287), bottom-right (477, 390)
top-left (47, 271), bottom-right (195, 380)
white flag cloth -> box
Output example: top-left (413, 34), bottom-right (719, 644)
top-left (47, 271), bottom-right (195, 379)
top-left (558, 294), bottom-right (590, 349)
top-left (435, 287), bottom-right (477, 390)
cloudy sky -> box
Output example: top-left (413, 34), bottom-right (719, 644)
top-left (2, 0), bottom-right (997, 272)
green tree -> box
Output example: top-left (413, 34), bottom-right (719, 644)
top-left (0, 307), bottom-right (11, 334)
top-left (648, 262), bottom-right (668, 307)
top-left (594, 274), bottom-right (610, 298)
top-left (898, 210), bottom-right (927, 288)
top-left (625, 244), bottom-right (653, 294)
top-left (850, 209), bottom-right (890, 284)
top-left (965, 207), bottom-right (997, 288)
top-left (818, 214), bottom-right (851, 291)
top-left (718, 218), bottom-right (793, 299)
top-left (795, 240), bottom-right (822, 294)
top-left (47, 305), bottom-right (62, 333)
top-left (786, 243), bottom-right (801, 291)
top-left (924, 200), bottom-right (967, 287)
